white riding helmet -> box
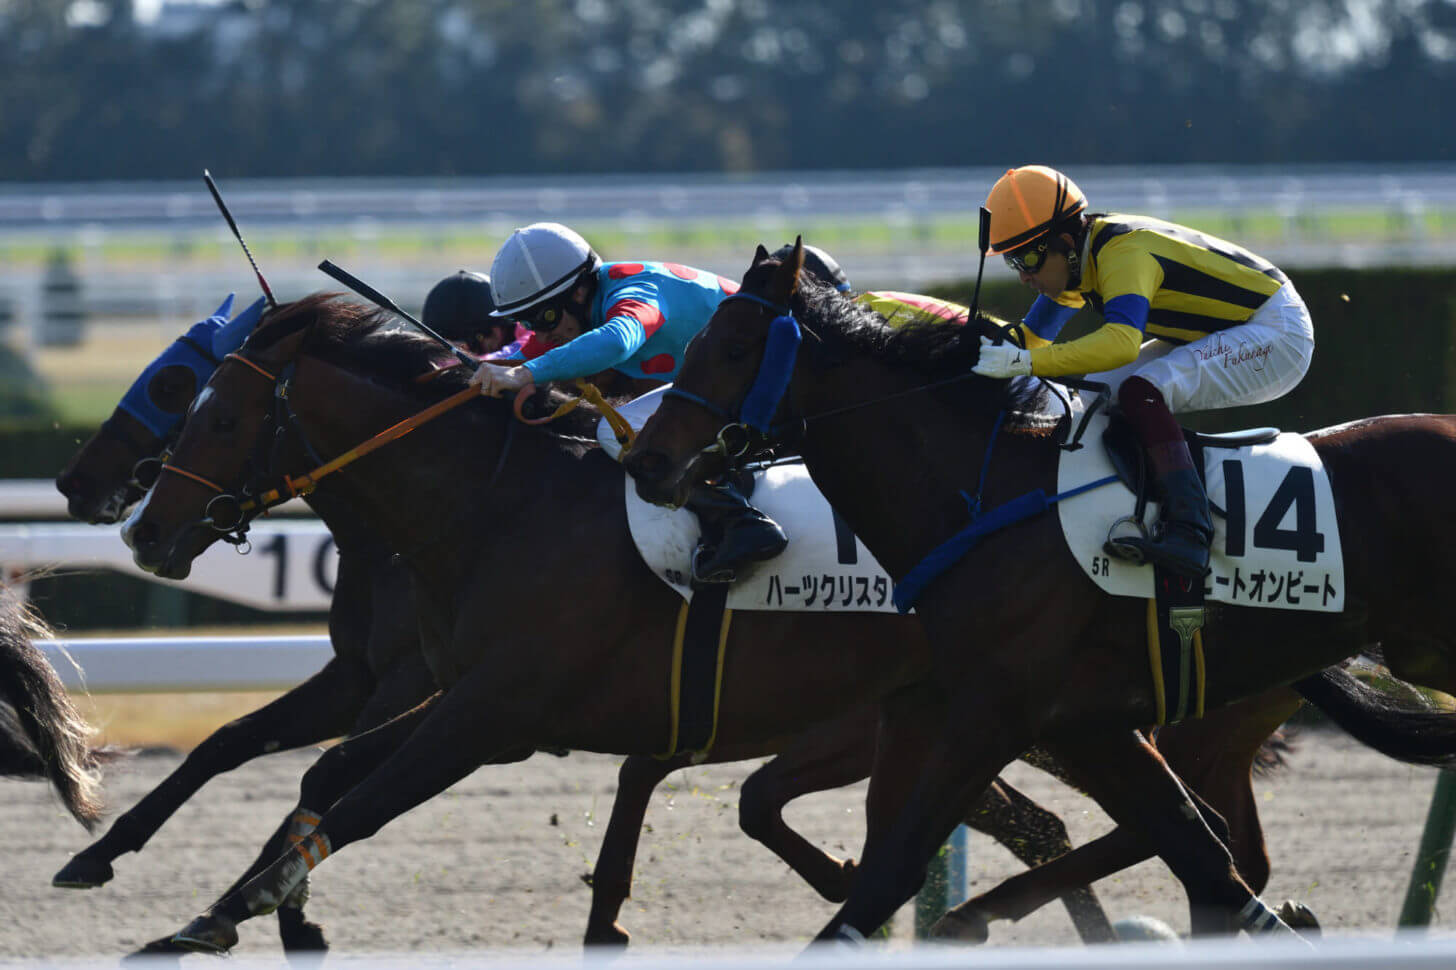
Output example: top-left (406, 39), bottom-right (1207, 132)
top-left (488, 222), bottom-right (602, 318)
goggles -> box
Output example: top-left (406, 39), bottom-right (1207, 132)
top-left (521, 299), bottom-right (568, 333)
top-left (1003, 237), bottom-right (1052, 275)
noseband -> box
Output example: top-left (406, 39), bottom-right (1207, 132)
top-left (155, 352), bottom-right (302, 548)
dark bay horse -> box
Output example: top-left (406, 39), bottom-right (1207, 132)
top-left (80, 296), bottom-right (1115, 950)
top-left (624, 240), bottom-right (1456, 943)
top-left (116, 295), bottom-right (1445, 951)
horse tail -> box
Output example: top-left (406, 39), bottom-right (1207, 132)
top-left (1293, 665), bottom-right (1456, 768)
top-left (0, 594), bottom-right (107, 829)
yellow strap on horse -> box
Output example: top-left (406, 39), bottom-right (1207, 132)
top-left (575, 380), bottom-right (636, 449)
top-left (242, 383), bottom-right (483, 512)
top-left (512, 379), bottom-right (637, 450)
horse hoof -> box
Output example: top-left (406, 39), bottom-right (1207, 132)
top-left (52, 854), bottom-right (114, 889)
top-left (584, 921), bottom-right (630, 949)
top-left (930, 905), bottom-right (990, 944)
top-left (121, 935), bottom-right (189, 964)
top-left (278, 908), bottom-right (329, 952)
top-left (1279, 900), bottom-right (1322, 937)
top-left (172, 914), bottom-right (238, 954)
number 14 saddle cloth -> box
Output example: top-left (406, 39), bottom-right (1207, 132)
top-left (1058, 401), bottom-right (1345, 613)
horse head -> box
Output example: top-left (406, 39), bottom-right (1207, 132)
top-left (56, 295), bottom-right (263, 524)
top-left (625, 239), bottom-right (806, 508)
top-left (119, 297), bottom-right (326, 578)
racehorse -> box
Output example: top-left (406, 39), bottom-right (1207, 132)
top-left (623, 240), bottom-right (1456, 943)
top-left (118, 294), bottom-right (1450, 950)
top-left (0, 593), bottom-right (107, 830)
top-left (61, 296), bottom-right (1112, 949)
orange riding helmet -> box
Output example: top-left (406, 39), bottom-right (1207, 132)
top-left (985, 165), bottom-right (1088, 257)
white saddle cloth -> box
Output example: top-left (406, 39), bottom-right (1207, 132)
top-left (604, 386), bottom-right (900, 612)
top-left (1057, 396), bottom-right (1345, 612)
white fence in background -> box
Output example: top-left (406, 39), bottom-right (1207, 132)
top-left (38, 634), bottom-right (331, 693)
top-left (0, 519), bottom-right (335, 612)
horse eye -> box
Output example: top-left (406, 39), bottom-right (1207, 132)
top-left (724, 341), bottom-right (751, 361)
top-left (212, 415), bottom-right (237, 433)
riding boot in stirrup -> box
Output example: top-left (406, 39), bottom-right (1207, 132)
top-left (1118, 445), bottom-right (1213, 580)
top-left (684, 480), bottom-right (789, 585)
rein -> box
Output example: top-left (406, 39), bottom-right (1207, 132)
top-left (159, 351), bottom-right (496, 545)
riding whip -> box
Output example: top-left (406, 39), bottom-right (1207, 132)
top-left (316, 259), bottom-right (476, 368)
top-left (203, 170), bottom-right (278, 308)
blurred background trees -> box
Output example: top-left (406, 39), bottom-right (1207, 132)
top-left (3, 0), bottom-right (1454, 181)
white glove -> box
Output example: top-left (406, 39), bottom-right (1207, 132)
top-left (971, 336), bottom-right (1032, 379)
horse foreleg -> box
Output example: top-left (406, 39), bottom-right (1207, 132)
top-left (953, 779), bottom-right (1116, 944)
top-left (169, 690), bottom-right (446, 954)
top-left (584, 754), bottom-right (684, 948)
top-left (54, 656), bottom-right (374, 891)
top-left (737, 705), bottom-right (878, 903)
top-left (815, 683), bottom-right (1024, 944)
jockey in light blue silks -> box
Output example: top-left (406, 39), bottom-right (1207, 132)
top-left (468, 222), bottom-right (789, 585)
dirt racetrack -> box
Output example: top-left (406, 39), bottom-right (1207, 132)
top-left (2, 727), bottom-right (1454, 960)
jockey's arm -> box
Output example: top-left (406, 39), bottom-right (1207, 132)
top-left (521, 314), bottom-right (647, 385)
top-left (1026, 294), bottom-right (1148, 378)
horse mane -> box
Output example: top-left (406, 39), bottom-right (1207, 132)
top-left (786, 273), bottom-right (1050, 419)
top-left (245, 293), bottom-right (602, 442)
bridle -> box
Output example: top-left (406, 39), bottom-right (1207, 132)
top-left (660, 291), bottom-right (808, 463)
top-left (154, 349), bottom-right (517, 551)
top-left (154, 351), bottom-right (310, 549)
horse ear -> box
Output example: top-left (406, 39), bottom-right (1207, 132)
top-left (766, 236), bottom-right (805, 305)
top-left (753, 244), bottom-right (771, 264)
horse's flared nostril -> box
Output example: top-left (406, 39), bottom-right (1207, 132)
top-left (625, 449), bottom-right (668, 484)
top-left (128, 520), bottom-right (159, 550)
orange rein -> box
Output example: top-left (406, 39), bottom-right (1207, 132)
top-left (240, 382), bottom-right (484, 513)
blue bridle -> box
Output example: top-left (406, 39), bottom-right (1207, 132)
top-left (662, 291), bottom-right (803, 459)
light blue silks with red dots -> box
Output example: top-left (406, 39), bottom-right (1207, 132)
top-left (117, 294), bottom-right (267, 438)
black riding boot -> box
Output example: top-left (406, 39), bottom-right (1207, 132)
top-left (685, 480), bottom-right (789, 585)
top-left (1121, 444), bottom-right (1213, 580)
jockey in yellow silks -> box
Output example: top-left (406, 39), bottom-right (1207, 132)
top-left (969, 165), bottom-right (1315, 579)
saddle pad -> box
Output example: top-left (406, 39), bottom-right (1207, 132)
top-left (1057, 403), bottom-right (1345, 612)
top-left (604, 385), bottom-right (901, 612)
top-left (625, 462), bottom-right (900, 613)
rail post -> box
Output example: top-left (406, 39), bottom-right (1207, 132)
top-left (914, 824), bottom-right (969, 938)
top-left (1398, 769), bottom-right (1456, 930)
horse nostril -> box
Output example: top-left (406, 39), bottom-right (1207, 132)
top-left (626, 450), bottom-right (667, 484)
top-left (129, 521), bottom-right (159, 550)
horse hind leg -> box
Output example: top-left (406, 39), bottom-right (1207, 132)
top-left (936, 778), bottom-right (1116, 945)
top-left (736, 706), bottom-right (878, 903)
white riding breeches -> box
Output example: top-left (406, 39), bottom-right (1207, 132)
top-left (1085, 282), bottom-right (1315, 414)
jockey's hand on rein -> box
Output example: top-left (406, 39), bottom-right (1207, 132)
top-left (470, 362), bottom-right (534, 398)
top-left (972, 335), bottom-right (1032, 379)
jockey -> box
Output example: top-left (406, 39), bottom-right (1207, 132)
top-left (970, 165), bottom-right (1315, 579)
top-left (470, 222), bottom-right (788, 584)
top-left (422, 270), bottom-right (526, 357)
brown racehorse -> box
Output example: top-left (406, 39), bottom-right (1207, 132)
top-left (88, 296), bottom-right (1112, 950)
top-left (624, 240), bottom-right (1456, 944)
top-left (116, 295), bottom-right (1416, 952)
